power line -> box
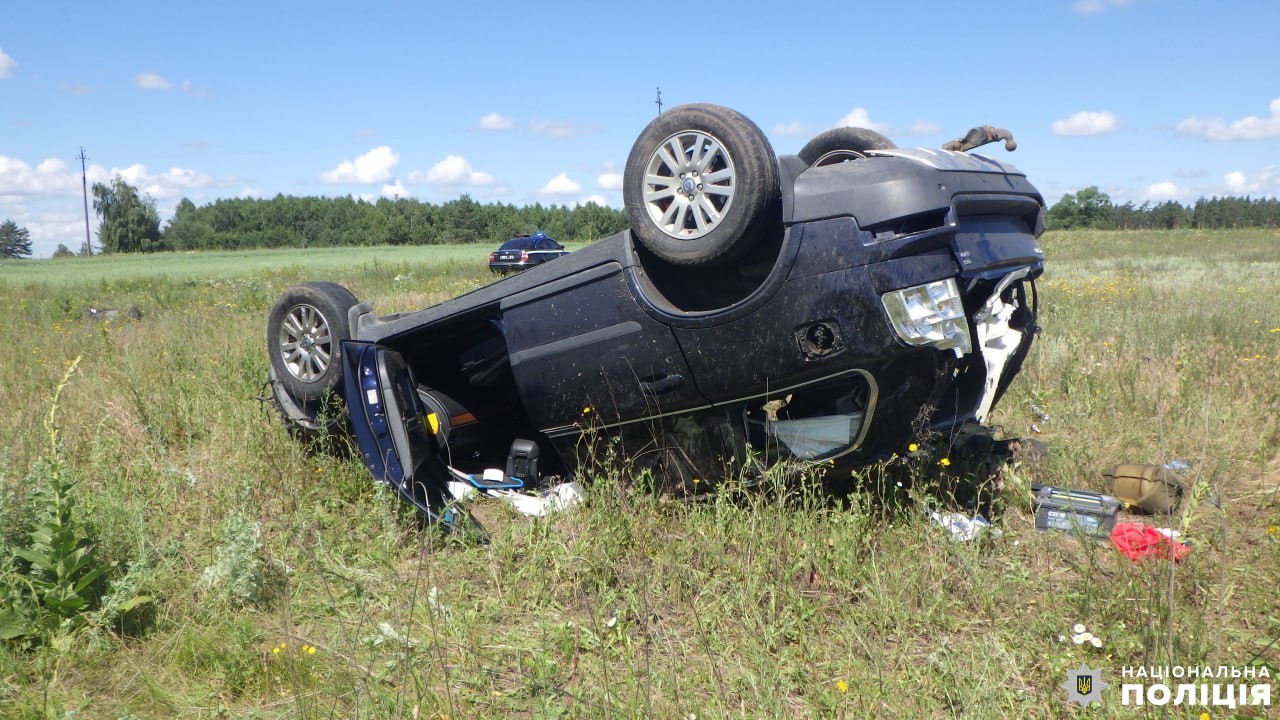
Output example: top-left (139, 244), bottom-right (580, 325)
top-left (77, 147), bottom-right (92, 256)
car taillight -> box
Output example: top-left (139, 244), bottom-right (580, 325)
top-left (520, 250), bottom-right (530, 262)
top-left (489, 252), bottom-right (496, 262)
top-left (881, 278), bottom-right (972, 357)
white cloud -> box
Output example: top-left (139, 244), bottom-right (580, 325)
top-left (1142, 181), bottom-right (1184, 202)
top-left (597, 172), bottom-right (623, 190)
top-left (530, 119), bottom-right (585, 139)
top-left (319, 146), bottom-right (399, 184)
top-left (0, 48), bottom-right (16, 78)
top-left (133, 73), bottom-right (202, 95)
top-left (477, 112), bottom-right (514, 131)
top-left (381, 179), bottom-right (411, 198)
top-left (906, 120), bottom-right (940, 135)
top-left (833, 108), bottom-right (890, 134)
top-left (1051, 111), bottom-right (1119, 136)
top-left (238, 187), bottom-right (263, 199)
top-left (0, 156), bottom-right (92, 195)
top-left (1223, 165), bottom-right (1275, 194)
top-left (135, 72), bottom-right (172, 90)
top-left (409, 155), bottom-right (494, 187)
top-left (539, 173), bottom-right (581, 197)
top-left (1072, 0), bottom-right (1132, 13)
top-left (0, 156), bottom-right (219, 202)
top-left (1175, 98), bottom-right (1280, 141)
top-left (772, 122), bottom-right (809, 138)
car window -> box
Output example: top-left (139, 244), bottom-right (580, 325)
top-left (498, 237), bottom-right (535, 251)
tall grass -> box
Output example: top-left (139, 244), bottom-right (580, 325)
top-left (0, 235), bottom-right (1276, 718)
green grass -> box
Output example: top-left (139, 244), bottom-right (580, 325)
top-left (0, 232), bottom-right (1277, 718)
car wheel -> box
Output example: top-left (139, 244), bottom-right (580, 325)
top-left (267, 282), bottom-right (358, 406)
top-left (624, 103), bottom-right (779, 267)
top-left (798, 127), bottom-right (897, 167)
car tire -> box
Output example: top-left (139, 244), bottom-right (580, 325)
top-left (798, 127), bottom-right (897, 167)
top-left (624, 103), bottom-right (779, 267)
top-left (267, 282), bottom-right (358, 407)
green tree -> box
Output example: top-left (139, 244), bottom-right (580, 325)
top-left (52, 244), bottom-right (75, 259)
top-left (1046, 186), bottom-right (1114, 230)
top-left (0, 220), bottom-right (33, 259)
top-left (92, 177), bottom-right (162, 253)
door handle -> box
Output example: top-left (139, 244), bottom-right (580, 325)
top-left (640, 373), bottom-right (686, 397)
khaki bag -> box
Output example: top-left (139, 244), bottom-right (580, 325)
top-left (1105, 464), bottom-right (1185, 514)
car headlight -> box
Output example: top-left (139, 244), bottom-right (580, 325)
top-left (881, 278), bottom-right (972, 356)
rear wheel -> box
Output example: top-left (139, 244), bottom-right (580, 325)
top-left (624, 103), bottom-right (779, 267)
top-left (798, 127), bottom-right (897, 167)
top-left (267, 282), bottom-right (358, 419)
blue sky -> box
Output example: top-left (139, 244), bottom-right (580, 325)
top-left (2, 0), bottom-right (1278, 257)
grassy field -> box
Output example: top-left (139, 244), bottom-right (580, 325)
top-left (0, 230), bottom-right (1277, 719)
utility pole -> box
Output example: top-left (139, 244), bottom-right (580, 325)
top-left (655, 87), bottom-right (663, 116)
top-left (77, 147), bottom-right (92, 256)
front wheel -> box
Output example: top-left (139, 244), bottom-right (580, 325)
top-left (798, 127), bottom-right (897, 167)
top-left (624, 103), bottom-right (779, 267)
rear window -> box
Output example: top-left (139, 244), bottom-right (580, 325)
top-left (498, 237), bottom-right (538, 251)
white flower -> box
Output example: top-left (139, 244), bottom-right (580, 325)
top-left (1072, 623), bottom-right (1086, 634)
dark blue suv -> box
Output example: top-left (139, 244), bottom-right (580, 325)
top-left (488, 232), bottom-right (568, 274)
top-left (267, 103), bottom-right (1044, 529)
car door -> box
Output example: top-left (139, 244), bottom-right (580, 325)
top-left (499, 261), bottom-right (707, 435)
top-left (341, 341), bottom-right (454, 520)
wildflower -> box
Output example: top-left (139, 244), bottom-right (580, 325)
top-left (908, 443), bottom-right (919, 453)
top-left (836, 679), bottom-right (848, 693)
top-left (1072, 623), bottom-right (1086, 634)
top-left (939, 458), bottom-right (951, 467)
top-left (307, 645), bottom-right (316, 655)
top-left (272, 647), bottom-right (280, 655)
top-left (582, 406), bottom-right (592, 415)
top-left (1266, 526), bottom-right (1278, 535)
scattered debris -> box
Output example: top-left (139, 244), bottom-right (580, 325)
top-left (87, 304), bottom-right (143, 321)
top-left (1105, 463), bottom-right (1186, 514)
top-left (488, 482), bottom-right (586, 518)
top-left (1111, 521), bottom-right (1191, 562)
top-left (1032, 484), bottom-right (1120, 539)
top-left (927, 510), bottom-right (1001, 542)
top-left (445, 468), bottom-right (586, 519)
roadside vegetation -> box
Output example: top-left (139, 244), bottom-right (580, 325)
top-left (0, 229), bottom-right (1277, 718)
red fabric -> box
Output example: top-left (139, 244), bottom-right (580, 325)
top-left (1110, 522), bottom-right (1190, 562)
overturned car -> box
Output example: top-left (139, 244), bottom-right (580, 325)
top-left (266, 104), bottom-right (1044, 525)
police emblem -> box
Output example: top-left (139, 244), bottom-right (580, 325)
top-left (1061, 662), bottom-right (1108, 708)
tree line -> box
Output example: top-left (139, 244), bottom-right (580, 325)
top-left (1047, 186), bottom-right (1280, 230)
top-left (13, 178), bottom-right (1280, 259)
top-left (85, 178), bottom-right (629, 254)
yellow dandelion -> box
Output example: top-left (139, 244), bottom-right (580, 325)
top-left (908, 443), bottom-right (919, 452)
top-left (1267, 526), bottom-right (1279, 534)
top-left (307, 646), bottom-right (316, 655)
top-left (272, 647), bottom-right (280, 655)
top-left (582, 406), bottom-right (592, 415)
top-left (939, 458), bottom-right (951, 467)
top-left (836, 679), bottom-right (848, 693)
